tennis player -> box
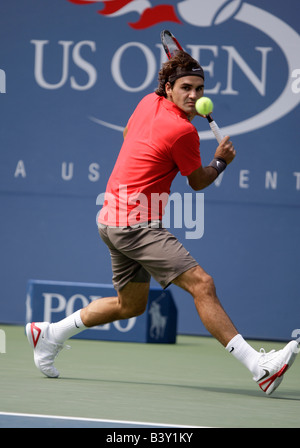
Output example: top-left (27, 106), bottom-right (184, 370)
top-left (26, 51), bottom-right (298, 395)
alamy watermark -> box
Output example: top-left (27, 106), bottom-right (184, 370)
top-left (0, 69), bottom-right (6, 93)
top-left (96, 188), bottom-right (204, 240)
top-left (0, 329), bottom-right (6, 353)
top-left (291, 329), bottom-right (300, 353)
top-left (291, 69), bottom-right (300, 94)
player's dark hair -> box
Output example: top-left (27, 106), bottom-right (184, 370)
top-left (155, 51), bottom-right (204, 98)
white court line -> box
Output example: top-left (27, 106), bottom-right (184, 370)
top-left (0, 412), bottom-right (208, 428)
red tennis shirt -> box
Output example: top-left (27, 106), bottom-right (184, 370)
top-left (98, 93), bottom-right (202, 226)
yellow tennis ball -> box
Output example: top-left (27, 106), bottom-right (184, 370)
top-left (195, 97), bottom-right (214, 115)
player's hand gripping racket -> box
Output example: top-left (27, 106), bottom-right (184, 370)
top-left (160, 30), bottom-right (224, 144)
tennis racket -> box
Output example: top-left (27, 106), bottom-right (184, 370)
top-left (160, 30), bottom-right (224, 144)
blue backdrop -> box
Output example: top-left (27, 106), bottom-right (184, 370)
top-left (1, 0), bottom-right (299, 340)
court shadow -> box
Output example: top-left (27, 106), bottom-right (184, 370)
top-left (56, 376), bottom-right (300, 400)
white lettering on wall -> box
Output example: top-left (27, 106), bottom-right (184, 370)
top-left (31, 40), bottom-right (97, 90)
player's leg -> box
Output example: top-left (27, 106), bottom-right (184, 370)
top-left (172, 265), bottom-right (267, 376)
top-left (48, 280), bottom-right (150, 341)
top-left (26, 224), bottom-right (154, 377)
top-left (80, 281), bottom-right (150, 327)
top-left (172, 265), bottom-right (237, 347)
top-left (26, 281), bottom-right (150, 378)
top-left (172, 265), bottom-right (299, 395)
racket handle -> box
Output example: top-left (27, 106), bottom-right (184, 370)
top-left (206, 115), bottom-right (224, 144)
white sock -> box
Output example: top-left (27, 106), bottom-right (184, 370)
top-left (226, 334), bottom-right (262, 379)
top-left (49, 310), bottom-right (87, 344)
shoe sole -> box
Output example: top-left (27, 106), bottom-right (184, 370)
top-left (259, 341), bottom-right (298, 395)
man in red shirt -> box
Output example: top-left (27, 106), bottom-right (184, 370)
top-left (26, 52), bottom-right (298, 395)
top-left (98, 91), bottom-right (202, 226)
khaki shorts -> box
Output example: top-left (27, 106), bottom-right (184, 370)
top-left (98, 223), bottom-right (198, 291)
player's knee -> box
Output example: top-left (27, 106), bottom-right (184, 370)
top-left (204, 273), bottom-right (216, 293)
top-left (120, 299), bottom-right (147, 319)
top-left (134, 301), bottom-right (147, 317)
top-left (194, 271), bottom-right (216, 297)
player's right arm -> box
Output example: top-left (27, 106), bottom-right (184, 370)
top-left (187, 136), bottom-right (236, 191)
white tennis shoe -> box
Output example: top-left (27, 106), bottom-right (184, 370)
top-left (26, 322), bottom-right (66, 378)
top-left (254, 340), bottom-right (298, 395)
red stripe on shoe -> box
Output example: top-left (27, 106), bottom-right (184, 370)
top-left (259, 364), bottom-right (288, 392)
top-left (31, 323), bottom-right (41, 348)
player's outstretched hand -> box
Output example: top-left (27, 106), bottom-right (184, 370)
top-left (214, 136), bottom-right (236, 165)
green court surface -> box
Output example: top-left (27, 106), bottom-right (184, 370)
top-left (0, 325), bottom-right (299, 428)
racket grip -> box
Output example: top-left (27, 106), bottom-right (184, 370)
top-left (208, 120), bottom-right (224, 144)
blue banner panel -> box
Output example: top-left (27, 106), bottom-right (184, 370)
top-left (0, 1), bottom-right (299, 341)
top-left (26, 280), bottom-right (177, 343)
